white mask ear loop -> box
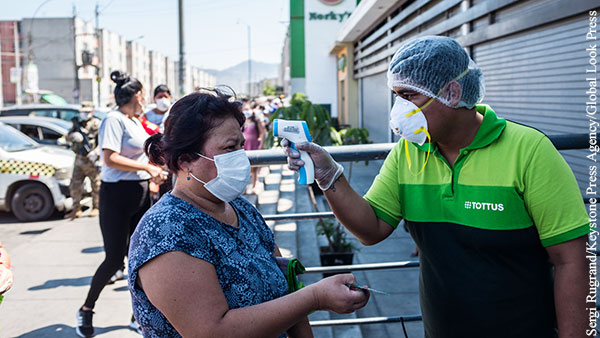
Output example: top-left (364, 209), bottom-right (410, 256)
top-left (187, 171), bottom-right (207, 184)
top-left (186, 152), bottom-right (215, 183)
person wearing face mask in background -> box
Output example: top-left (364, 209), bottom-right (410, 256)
top-left (242, 107), bottom-right (266, 194)
top-left (75, 71), bottom-right (165, 338)
top-left (128, 89), bottom-right (369, 338)
top-left (284, 36), bottom-right (589, 338)
top-left (65, 101), bottom-right (101, 219)
top-left (144, 84), bottom-right (172, 133)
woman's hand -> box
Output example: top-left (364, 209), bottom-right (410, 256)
top-left (282, 139), bottom-right (343, 190)
top-left (146, 164), bottom-right (164, 183)
top-left (307, 273), bottom-right (369, 313)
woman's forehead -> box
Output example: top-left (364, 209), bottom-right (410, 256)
top-left (207, 118), bottom-right (243, 141)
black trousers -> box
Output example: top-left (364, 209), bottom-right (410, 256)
top-left (83, 180), bottom-right (150, 309)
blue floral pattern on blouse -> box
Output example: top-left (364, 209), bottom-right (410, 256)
top-left (128, 192), bottom-right (289, 337)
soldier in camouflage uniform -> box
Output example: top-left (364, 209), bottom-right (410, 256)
top-left (65, 102), bottom-right (101, 219)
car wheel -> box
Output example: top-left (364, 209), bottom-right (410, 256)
top-left (10, 183), bottom-right (54, 222)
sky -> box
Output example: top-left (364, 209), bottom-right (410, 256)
top-left (3, 0), bottom-right (290, 71)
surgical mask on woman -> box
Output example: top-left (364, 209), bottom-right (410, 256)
top-left (187, 149), bottom-right (251, 202)
top-left (156, 98), bottom-right (171, 112)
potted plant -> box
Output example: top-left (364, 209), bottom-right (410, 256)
top-left (316, 218), bottom-right (359, 277)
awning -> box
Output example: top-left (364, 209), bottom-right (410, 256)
top-left (41, 93), bottom-right (68, 105)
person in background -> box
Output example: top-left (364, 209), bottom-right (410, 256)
top-left (129, 89), bottom-right (369, 337)
top-left (145, 85), bottom-right (172, 127)
top-left (284, 36), bottom-right (589, 337)
top-left (75, 70), bottom-right (164, 338)
top-left (0, 240), bottom-right (13, 298)
top-left (242, 108), bottom-right (266, 194)
top-left (65, 102), bottom-right (101, 219)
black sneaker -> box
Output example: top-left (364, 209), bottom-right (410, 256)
top-left (76, 307), bottom-right (94, 337)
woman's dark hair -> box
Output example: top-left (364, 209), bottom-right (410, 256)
top-left (153, 84), bottom-right (171, 98)
top-left (145, 87), bottom-right (244, 172)
top-left (110, 70), bottom-right (143, 107)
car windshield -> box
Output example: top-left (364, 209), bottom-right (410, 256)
top-left (45, 118), bottom-right (72, 130)
top-left (0, 123), bottom-right (39, 152)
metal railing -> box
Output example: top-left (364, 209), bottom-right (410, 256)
top-left (248, 133), bottom-right (588, 166)
top-left (251, 133), bottom-right (589, 328)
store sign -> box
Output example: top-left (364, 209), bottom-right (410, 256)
top-left (320, 0), bottom-right (344, 5)
top-left (309, 11), bottom-right (352, 22)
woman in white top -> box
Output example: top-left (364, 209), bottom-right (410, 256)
top-left (75, 70), bottom-right (163, 338)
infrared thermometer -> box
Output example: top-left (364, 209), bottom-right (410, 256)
top-left (273, 119), bottom-right (315, 185)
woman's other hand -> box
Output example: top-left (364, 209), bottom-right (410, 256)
top-left (308, 273), bottom-right (370, 313)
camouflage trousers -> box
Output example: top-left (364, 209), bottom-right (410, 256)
top-left (69, 155), bottom-right (101, 210)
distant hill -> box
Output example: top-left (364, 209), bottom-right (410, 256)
top-left (204, 60), bottom-right (279, 95)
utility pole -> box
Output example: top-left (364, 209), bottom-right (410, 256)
top-left (178, 0), bottom-right (185, 97)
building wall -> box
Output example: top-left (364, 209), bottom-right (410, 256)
top-left (0, 21), bottom-right (22, 105)
top-left (334, 43), bottom-right (358, 127)
top-left (165, 57), bottom-right (177, 96)
top-left (149, 50), bottom-right (166, 95)
top-left (21, 18), bottom-right (74, 103)
top-left (98, 28), bottom-right (127, 107)
top-left (303, 0), bottom-right (357, 116)
top-left (127, 40), bottom-right (150, 96)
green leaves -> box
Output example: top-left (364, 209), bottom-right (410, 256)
top-left (316, 219), bottom-right (358, 253)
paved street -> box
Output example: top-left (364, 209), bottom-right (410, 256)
top-left (0, 206), bottom-right (140, 338)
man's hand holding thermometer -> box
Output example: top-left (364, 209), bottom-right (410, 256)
top-left (275, 119), bottom-right (344, 190)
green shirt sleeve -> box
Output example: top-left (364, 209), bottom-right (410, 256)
top-left (363, 142), bottom-right (403, 229)
top-left (523, 136), bottom-right (590, 247)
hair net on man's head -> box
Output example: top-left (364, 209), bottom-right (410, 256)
top-left (387, 36), bottom-right (485, 109)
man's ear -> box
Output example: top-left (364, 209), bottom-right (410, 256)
top-left (445, 81), bottom-right (462, 107)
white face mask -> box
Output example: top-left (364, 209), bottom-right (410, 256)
top-left (79, 112), bottom-right (92, 121)
top-left (389, 96), bottom-right (433, 146)
top-left (188, 149), bottom-right (251, 202)
top-left (156, 97), bottom-right (171, 112)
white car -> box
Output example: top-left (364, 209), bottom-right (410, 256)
top-left (0, 122), bottom-right (74, 221)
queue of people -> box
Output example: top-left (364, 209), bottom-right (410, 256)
top-left (66, 34), bottom-right (589, 338)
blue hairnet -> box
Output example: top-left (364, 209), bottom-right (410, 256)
top-left (387, 36), bottom-right (485, 109)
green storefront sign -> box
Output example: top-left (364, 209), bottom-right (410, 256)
top-left (309, 11), bottom-right (352, 22)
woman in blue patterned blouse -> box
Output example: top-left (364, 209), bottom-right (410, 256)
top-left (128, 88), bottom-right (369, 337)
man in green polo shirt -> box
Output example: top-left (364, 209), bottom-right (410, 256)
top-left (284, 36), bottom-right (589, 337)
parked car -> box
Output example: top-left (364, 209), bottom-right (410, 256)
top-left (0, 104), bottom-right (82, 122)
top-left (0, 122), bottom-right (75, 221)
top-left (0, 116), bottom-right (72, 148)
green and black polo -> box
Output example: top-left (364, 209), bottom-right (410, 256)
top-left (364, 104), bottom-right (589, 338)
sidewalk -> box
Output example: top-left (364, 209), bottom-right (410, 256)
top-left (0, 213), bottom-right (139, 338)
